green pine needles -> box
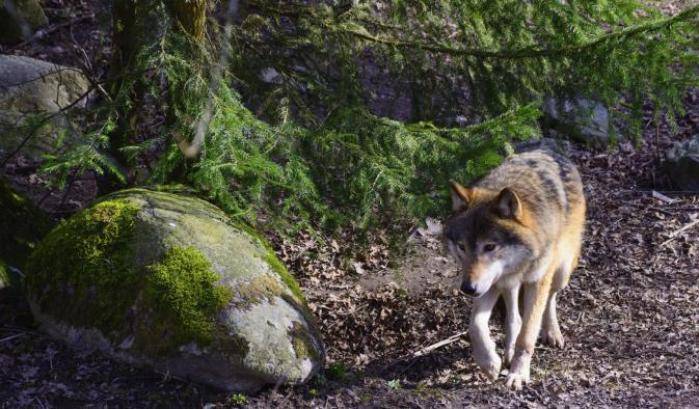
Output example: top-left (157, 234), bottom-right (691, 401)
top-left (301, 104), bottom-right (540, 230)
top-left (32, 0), bottom-right (699, 238)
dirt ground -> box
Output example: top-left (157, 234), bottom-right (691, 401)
top-left (1, 2), bottom-right (699, 408)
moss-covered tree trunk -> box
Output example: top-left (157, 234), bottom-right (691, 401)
top-left (166, 0), bottom-right (207, 42)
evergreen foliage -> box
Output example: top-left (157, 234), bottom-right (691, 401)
top-left (33, 0), bottom-right (699, 237)
top-left (300, 104), bottom-right (539, 229)
top-left (236, 1), bottom-right (698, 128)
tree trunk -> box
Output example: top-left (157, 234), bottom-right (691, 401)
top-left (166, 0), bottom-right (207, 41)
top-left (104, 0), bottom-right (208, 192)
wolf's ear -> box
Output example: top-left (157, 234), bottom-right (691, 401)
top-left (495, 188), bottom-right (522, 219)
top-left (449, 180), bottom-right (473, 212)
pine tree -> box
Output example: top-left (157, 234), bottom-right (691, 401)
top-left (38, 0), bottom-right (699, 237)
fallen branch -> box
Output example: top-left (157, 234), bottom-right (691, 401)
top-left (652, 190), bottom-right (676, 204)
top-left (0, 333), bottom-right (25, 344)
top-left (659, 215), bottom-right (699, 247)
top-left (412, 330), bottom-right (468, 358)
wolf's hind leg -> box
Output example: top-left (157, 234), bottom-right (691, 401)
top-left (470, 288), bottom-right (502, 380)
top-left (503, 284), bottom-right (521, 366)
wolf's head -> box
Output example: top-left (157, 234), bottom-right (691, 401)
top-left (444, 180), bottom-right (536, 297)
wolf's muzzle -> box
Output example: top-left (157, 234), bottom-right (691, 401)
top-left (460, 281), bottom-right (477, 296)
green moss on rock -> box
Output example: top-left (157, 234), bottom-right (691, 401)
top-left (289, 321), bottom-right (321, 362)
top-left (231, 274), bottom-right (284, 309)
top-left (27, 199), bottom-right (236, 356)
top-left (139, 246), bottom-right (233, 354)
top-left (104, 188), bottom-right (307, 310)
top-left (26, 199), bottom-right (142, 334)
top-left (230, 220), bottom-right (306, 304)
top-left (263, 252), bottom-right (305, 304)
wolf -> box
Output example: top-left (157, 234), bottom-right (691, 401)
top-left (444, 149), bottom-right (585, 389)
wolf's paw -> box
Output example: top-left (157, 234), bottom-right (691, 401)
top-left (475, 354), bottom-right (502, 380)
top-left (505, 370), bottom-right (530, 390)
top-left (543, 328), bottom-right (565, 348)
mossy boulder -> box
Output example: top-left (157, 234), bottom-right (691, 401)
top-left (26, 188), bottom-right (324, 392)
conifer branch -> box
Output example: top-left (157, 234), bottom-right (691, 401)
top-left (341, 5), bottom-right (699, 59)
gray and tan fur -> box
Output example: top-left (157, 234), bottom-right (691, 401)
top-left (444, 149), bottom-right (585, 389)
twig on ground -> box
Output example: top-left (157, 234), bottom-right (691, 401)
top-left (0, 333), bottom-right (26, 344)
top-left (412, 330), bottom-right (468, 357)
top-left (652, 190), bottom-right (676, 204)
top-left (659, 215), bottom-right (699, 247)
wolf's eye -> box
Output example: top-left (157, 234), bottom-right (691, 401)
top-left (483, 243), bottom-right (497, 253)
top-left (458, 242), bottom-right (466, 251)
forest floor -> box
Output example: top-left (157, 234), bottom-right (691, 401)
top-left (2, 95), bottom-right (698, 408)
top-left (2, 1), bottom-right (699, 408)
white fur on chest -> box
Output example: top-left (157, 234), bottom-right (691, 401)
top-left (494, 273), bottom-right (523, 291)
top-left (523, 249), bottom-right (554, 283)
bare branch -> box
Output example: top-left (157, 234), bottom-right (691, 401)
top-left (659, 215), bottom-right (699, 247)
top-left (412, 330), bottom-right (468, 358)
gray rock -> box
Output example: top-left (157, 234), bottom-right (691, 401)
top-left (666, 135), bottom-right (699, 191)
top-left (0, 55), bottom-right (89, 159)
top-left (0, 55), bottom-right (89, 112)
top-left (542, 96), bottom-right (611, 147)
top-left (0, 0), bottom-right (48, 44)
top-left (26, 188), bottom-right (324, 392)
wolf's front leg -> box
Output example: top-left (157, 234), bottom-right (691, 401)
top-left (469, 288), bottom-right (501, 380)
top-left (506, 271), bottom-right (553, 390)
top-left (503, 283), bottom-right (521, 366)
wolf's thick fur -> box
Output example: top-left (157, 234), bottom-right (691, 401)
top-left (444, 149), bottom-right (585, 389)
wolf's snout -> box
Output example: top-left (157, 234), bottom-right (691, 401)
top-left (460, 281), bottom-right (477, 296)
